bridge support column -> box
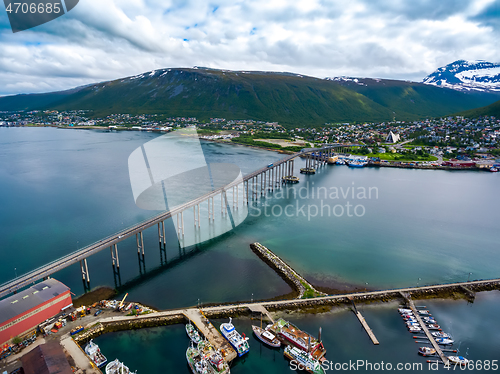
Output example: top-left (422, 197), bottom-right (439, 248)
top-left (110, 244), bottom-right (119, 268)
top-left (80, 259), bottom-right (90, 283)
top-left (245, 181), bottom-right (249, 204)
top-left (136, 232), bottom-right (145, 255)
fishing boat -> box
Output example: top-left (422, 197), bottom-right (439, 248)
top-left (448, 356), bottom-right (469, 365)
top-left (70, 325), bottom-right (84, 336)
top-left (186, 323), bottom-right (202, 344)
top-left (347, 159), bottom-right (367, 168)
top-left (197, 340), bottom-right (230, 374)
top-left (84, 340), bottom-right (107, 368)
top-left (252, 325), bottom-right (281, 348)
top-left (105, 359), bottom-right (136, 374)
top-left (284, 345), bottom-right (325, 374)
top-left (220, 318), bottom-right (249, 356)
top-left (436, 337), bottom-right (454, 345)
top-left (418, 347), bottom-right (436, 356)
top-left (186, 344), bottom-right (209, 374)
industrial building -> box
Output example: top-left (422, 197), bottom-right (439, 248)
top-left (0, 279), bottom-right (72, 346)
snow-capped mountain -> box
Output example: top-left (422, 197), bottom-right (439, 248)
top-left (423, 60), bottom-right (500, 92)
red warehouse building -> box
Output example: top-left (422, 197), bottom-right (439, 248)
top-left (0, 279), bottom-right (72, 346)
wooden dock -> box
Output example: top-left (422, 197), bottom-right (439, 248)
top-left (355, 311), bottom-right (379, 345)
top-left (406, 299), bottom-right (449, 366)
top-left (183, 309), bottom-right (237, 362)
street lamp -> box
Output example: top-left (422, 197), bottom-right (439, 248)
top-left (468, 272), bottom-right (472, 282)
top-left (417, 278), bottom-right (421, 287)
top-left (251, 293), bottom-right (254, 303)
top-left (14, 267), bottom-right (17, 278)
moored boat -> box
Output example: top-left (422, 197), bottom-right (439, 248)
top-left (105, 359), bottom-right (136, 374)
top-left (418, 347), bottom-right (436, 356)
top-left (284, 345), bottom-right (325, 374)
top-left (84, 340), bottom-right (107, 368)
top-left (186, 323), bottom-right (202, 344)
top-left (198, 340), bottom-right (230, 374)
top-left (448, 356), bottom-right (469, 365)
top-left (426, 324), bottom-right (441, 330)
top-left (436, 337), bottom-right (454, 345)
top-left (186, 344), bottom-right (209, 374)
top-left (432, 332), bottom-right (452, 339)
top-left (251, 325), bottom-right (281, 348)
top-left (220, 318), bottom-right (249, 356)
top-left (490, 167), bottom-right (499, 172)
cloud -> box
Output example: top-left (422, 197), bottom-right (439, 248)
top-left (0, 0), bottom-right (498, 96)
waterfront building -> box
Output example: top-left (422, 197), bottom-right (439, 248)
top-left (0, 279), bottom-right (72, 346)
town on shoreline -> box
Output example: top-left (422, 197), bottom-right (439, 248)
top-left (2, 109), bottom-right (499, 171)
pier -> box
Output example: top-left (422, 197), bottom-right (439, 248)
top-left (404, 296), bottom-right (449, 366)
top-left (183, 309), bottom-right (237, 362)
top-left (349, 297), bottom-right (379, 345)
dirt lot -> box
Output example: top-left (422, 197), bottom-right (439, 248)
top-left (254, 139), bottom-right (307, 148)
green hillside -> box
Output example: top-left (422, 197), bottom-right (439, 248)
top-left (457, 99), bottom-right (500, 118)
top-left (0, 68), bottom-right (498, 127)
top-left (331, 77), bottom-right (500, 121)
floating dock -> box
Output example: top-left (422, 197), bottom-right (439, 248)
top-left (355, 311), bottom-right (379, 345)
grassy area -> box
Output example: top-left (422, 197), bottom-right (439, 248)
top-left (370, 153), bottom-right (438, 162)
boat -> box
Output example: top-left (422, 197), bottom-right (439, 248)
top-left (70, 325), bottom-right (84, 336)
top-left (105, 359), bottom-right (136, 374)
top-left (84, 340), bottom-right (107, 368)
top-left (284, 345), bottom-right (325, 374)
top-left (426, 324), bottom-right (441, 330)
top-left (436, 337), bottom-right (454, 345)
top-left (490, 167), bottom-right (499, 172)
top-left (252, 325), bottom-right (281, 348)
top-left (448, 356), bottom-right (469, 365)
top-left (300, 167), bottom-right (316, 174)
top-left (197, 340), bottom-right (230, 374)
top-left (186, 323), bottom-right (202, 344)
top-left (432, 332), bottom-right (452, 339)
top-left (220, 318), bottom-right (249, 356)
top-left (186, 344), bottom-right (209, 374)
top-left (418, 347), bottom-right (436, 356)
top-left (408, 326), bottom-right (422, 333)
top-left (418, 310), bottom-right (431, 315)
top-left (398, 308), bottom-right (413, 314)
top-left (422, 317), bottom-right (437, 324)
top-left (347, 159), bottom-right (368, 168)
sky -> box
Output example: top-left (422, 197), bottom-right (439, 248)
top-left (0, 0), bottom-right (499, 96)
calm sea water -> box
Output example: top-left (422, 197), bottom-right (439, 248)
top-left (1, 127), bottom-right (499, 372)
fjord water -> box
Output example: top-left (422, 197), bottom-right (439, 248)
top-left (1, 127), bottom-right (500, 372)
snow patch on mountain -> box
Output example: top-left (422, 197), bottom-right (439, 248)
top-left (423, 60), bottom-right (500, 92)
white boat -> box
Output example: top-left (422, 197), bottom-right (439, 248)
top-left (84, 340), bottom-right (107, 368)
top-left (436, 337), bottom-right (454, 345)
top-left (448, 356), bottom-right (469, 365)
top-left (284, 345), bottom-right (325, 374)
top-left (186, 323), bottom-right (202, 344)
top-left (105, 359), bottom-right (136, 374)
top-left (398, 308), bottom-right (413, 314)
top-left (220, 318), bottom-right (249, 357)
top-left (432, 332), bottom-right (452, 339)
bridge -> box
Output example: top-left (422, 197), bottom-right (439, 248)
top-left (0, 143), bottom-right (359, 299)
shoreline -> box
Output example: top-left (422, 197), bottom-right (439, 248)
top-left (8, 125), bottom-right (496, 170)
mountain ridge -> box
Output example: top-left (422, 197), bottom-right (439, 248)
top-left (1, 67), bottom-right (499, 127)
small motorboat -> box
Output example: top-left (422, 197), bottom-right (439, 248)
top-left (427, 324), bottom-right (441, 330)
top-left (448, 356), bottom-right (469, 365)
top-left (419, 347), bottom-right (436, 356)
top-left (408, 326), bottom-right (422, 332)
top-left (398, 308), bottom-right (412, 314)
top-left (422, 317), bottom-right (437, 323)
top-left (432, 332), bottom-right (452, 339)
top-left (436, 337), bottom-right (454, 345)
top-left (418, 310), bottom-right (431, 315)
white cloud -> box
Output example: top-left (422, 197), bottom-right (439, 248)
top-left (0, 0), bottom-right (498, 95)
